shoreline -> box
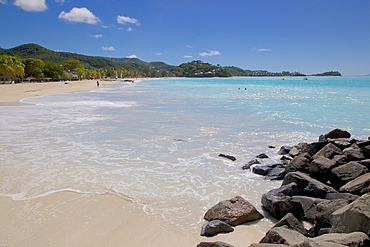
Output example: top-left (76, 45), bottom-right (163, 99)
top-left (0, 79), bottom-right (118, 105)
top-left (0, 191), bottom-right (268, 247)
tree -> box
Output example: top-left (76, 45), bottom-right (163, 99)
top-left (63, 59), bottom-right (84, 72)
top-left (23, 58), bottom-right (45, 78)
top-left (43, 61), bottom-right (65, 80)
top-left (0, 55), bottom-right (25, 81)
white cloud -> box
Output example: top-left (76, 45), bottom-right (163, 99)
top-left (117, 15), bottom-right (140, 26)
top-left (101, 46), bottom-right (115, 51)
top-left (252, 48), bottom-right (272, 52)
top-left (127, 27), bottom-right (133, 32)
top-left (199, 50), bottom-right (221, 57)
top-left (184, 55), bottom-right (193, 58)
top-left (55, 0), bottom-right (65, 5)
top-left (0, 0), bottom-right (7, 4)
top-left (91, 34), bottom-right (103, 38)
top-left (58, 7), bottom-right (101, 25)
top-left (13, 0), bottom-right (48, 12)
top-left (126, 55), bottom-right (137, 58)
top-left (156, 52), bottom-right (162, 56)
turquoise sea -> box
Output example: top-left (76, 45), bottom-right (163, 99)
top-left (0, 76), bottom-right (369, 234)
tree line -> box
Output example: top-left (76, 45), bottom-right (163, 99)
top-left (0, 55), bottom-right (173, 82)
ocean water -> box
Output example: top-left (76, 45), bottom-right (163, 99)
top-left (0, 76), bottom-right (369, 234)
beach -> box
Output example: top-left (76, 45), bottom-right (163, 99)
top-left (0, 80), bottom-right (117, 105)
top-left (0, 79), bottom-right (270, 247)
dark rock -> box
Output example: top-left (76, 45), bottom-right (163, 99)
top-left (317, 228), bottom-right (331, 236)
top-left (280, 154), bottom-right (293, 161)
top-left (200, 220), bottom-right (234, 237)
top-left (309, 156), bottom-right (337, 182)
top-left (300, 239), bottom-right (346, 246)
top-left (265, 167), bottom-right (287, 181)
top-left (289, 142), bottom-right (327, 157)
top-left (329, 139), bottom-right (353, 149)
top-left (259, 226), bottom-right (307, 246)
top-left (248, 244), bottom-right (289, 247)
top-left (218, 154), bottom-right (236, 161)
top-left (357, 140), bottom-right (370, 149)
top-left (315, 199), bottom-right (349, 228)
top-left (330, 162), bottom-right (369, 189)
top-left (330, 194), bottom-right (370, 234)
top-left (323, 129), bottom-right (351, 139)
top-left (282, 172), bottom-right (337, 198)
top-left (292, 196), bottom-right (328, 222)
top-left (339, 173), bottom-right (370, 195)
top-left (253, 164), bottom-right (277, 176)
top-left (256, 153), bottom-right (269, 159)
top-left (285, 152), bottom-right (312, 173)
top-left (343, 146), bottom-right (365, 161)
top-left (204, 196), bottom-right (263, 226)
top-left (358, 159), bottom-right (370, 169)
top-left (261, 183), bottom-right (304, 220)
top-left (332, 155), bottom-right (348, 166)
top-left (197, 241), bottom-right (234, 247)
top-left (278, 146), bottom-right (292, 155)
top-left (313, 143), bottom-right (343, 160)
top-left (313, 232), bottom-right (369, 247)
top-left (269, 145), bottom-right (276, 148)
top-left (242, 159), bottom-right (261, 170)
top-left (273, 212), bottom-right (308, 236)
top-left (325, 192), bottom-right (359, 202)
top-left (363, 146), bottom-right (370, 159)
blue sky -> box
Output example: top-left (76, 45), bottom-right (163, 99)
top-left (0, 0), bottom-right (369, 75)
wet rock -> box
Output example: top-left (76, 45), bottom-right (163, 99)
top-left (330, 194), bottom-right (370, 234)
top-left (200, 220), bottom-right (234, 237)
top-left (242, 159), bottom-right (261, 170)
top-left (253, 164), bottom-right (277, 176)
top-left (197, 241), bottom-right (234, 247)
top-left (330, 162), bottom-right (369, 189)
top-left (323, 129), bottom-right (351, 139)
top-left (265, 167), bottom-right (287, 181)
top-left (256, 153), bottom-right (269, 159)
top-left (218, 154), bottom-right (236, 161)
top-left (204, 196), bottom-right (263, 226)
top-left (282, 172), bottom-right (337, 198)
top-left (278, 146), bottom-right (292, 155)
top-left (292, 196), bottom-right (328, 223)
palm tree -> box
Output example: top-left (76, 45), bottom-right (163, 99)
top-left (0, 55), bottom-right (25, 82)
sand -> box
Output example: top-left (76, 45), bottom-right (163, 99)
top-left (0, 80), bottom-right (116, 105)
top-left (0, 79), bottom-right (267, 246)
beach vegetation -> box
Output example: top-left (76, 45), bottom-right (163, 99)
top-left (22, 58), bottom-right (45, 79)
top-left (0, 55), bottom-right (25, 81)
top-left (171, 60), bottom-right (232, 77)
top-left (43, 61), bottom-right (66, 80)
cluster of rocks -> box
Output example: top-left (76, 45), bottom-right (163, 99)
top-left (197, 129), bottom-right (370, 247)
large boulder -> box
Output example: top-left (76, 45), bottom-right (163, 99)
top-left (261, 183), bottom-right (304, 220)
top-left (330, 194), bottom-right (370, 234)
top-left (309, 156), bottom-right (337, 182)
top-left (259, 226), bottom-right (307, 246)
top-left (249, 244), bottom-right (289, 247)
top-left (313, 143), bottom-right (342, 160)
top-left (312, 232), bottom-right (369, 247)
top-left (330, 162), bottom-right (369, 189)
top-left (197, 241), bottom-right (234, 247)
top-left (265, 167), bottom-right (287, 181)
top-left (325, 192), bottom-right (359, 202)
top-left (314, 199), bottom-right (349, 228)
top-left (278, 146), bottom-right (292, 155)
top-left (343, 146), bottom-right (365, 161)
top-left (363, 146), bottom-right (370, 159)
top-left (285, 153), bottom-right (312, 173)
top-left (204, 196), bottom-right (263, 226)
top-left (289, 142), bottom-right (327, 157)
top-left (282, 172), bottom-right (337, 198)
top-left (299, 239), bottom-right (346, 247)
top-left (273, 213), bottom-right (308, 236)
top-left (292, 196), bottom-right (328, 223)
top-left (339, 173), bottom-right (370, 195)
top-left (200, 220), bottom-right (234, 237)
top-left (323, 129), bottom-right (351, 139)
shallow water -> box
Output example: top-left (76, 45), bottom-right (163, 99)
top-left (0, 76), bottom-right (369, 234)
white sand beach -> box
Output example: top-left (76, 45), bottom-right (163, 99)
top-left (0, 79), bottom-right (267, 247)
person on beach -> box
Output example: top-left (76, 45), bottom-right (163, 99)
top-left (96, 81), bottom-right (99, 87)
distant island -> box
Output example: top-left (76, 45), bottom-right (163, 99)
top-left (0, 43), bottom-right (341, 81)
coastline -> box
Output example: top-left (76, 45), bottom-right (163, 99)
top-left (0, 80), bottom-right (117, 105)
top-left (0, 191), bottom-right (268, 247)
